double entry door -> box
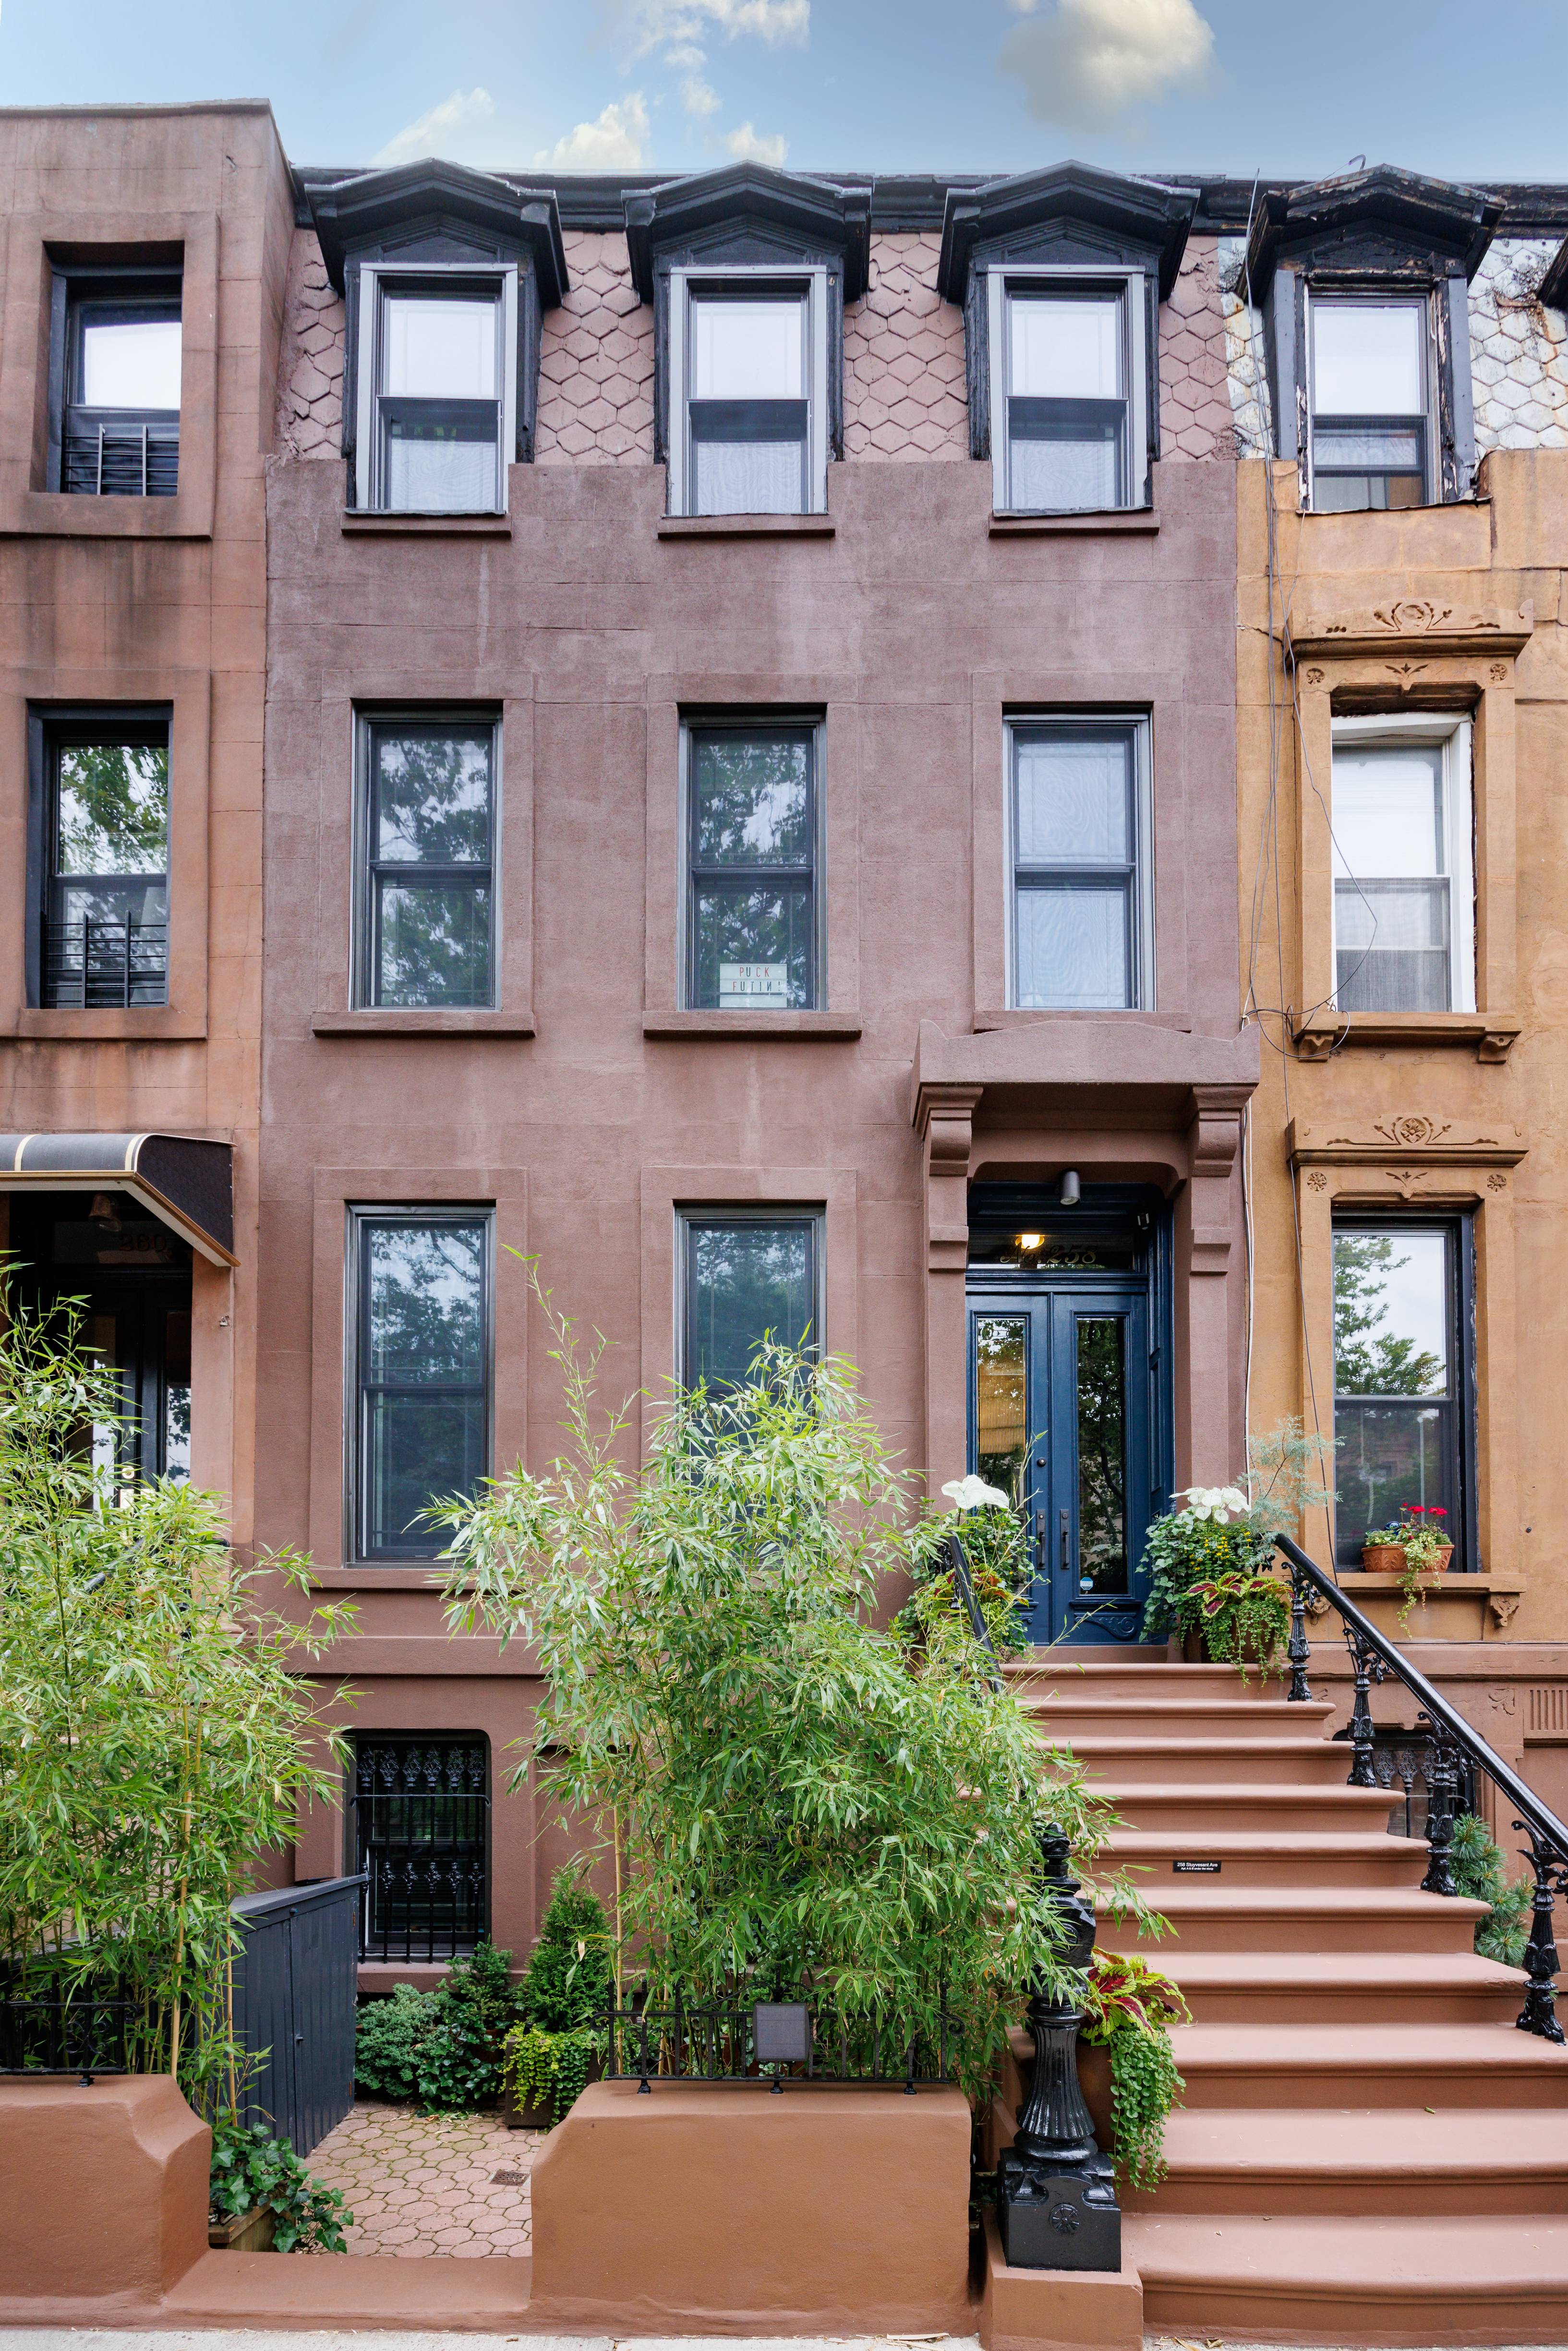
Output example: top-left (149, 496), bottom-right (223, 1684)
top-left (967, 1276), bottom-right (1152, 1646)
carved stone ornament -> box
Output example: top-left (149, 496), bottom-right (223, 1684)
top-left (1490, 662), bottom-right (1508, 682)
top-left (1377, 1116), bottom-right (1449, 1147)
top-left (1288, 1116), bottom-right (1528, 1174)
top-left (1306, 1170), bottom-right (1328, 1191)
top-left (1489, 1591), bottom-right (1523, 1630)
top-left (1286, 603), bottom-right (1532, 663)
top-left (1385, 661), bottom-right (1428, 682)
top-left (1304, 665), bottom-right (1325, 686)
top-left (1488, 1172), bottom-right (1509, 1192)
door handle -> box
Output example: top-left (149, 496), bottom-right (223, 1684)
top-left (1034, 1509), bottom-right (1047, 1568)
top-left (1060, 1508), bottom-right (1071, 1571)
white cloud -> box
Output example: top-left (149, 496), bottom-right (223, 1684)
top-left (682, 73), bottom-right (722, 114)
top-left (625, 0), bottom-right (809, 58)
top-left (1000, 0), bottom-right (1213, 125)
top-left (373, 86), bottom-right (496, 168)
top-left (723, 121), bottom-right (789, 167)
top-left (532, 93), bottom-right (651, 171)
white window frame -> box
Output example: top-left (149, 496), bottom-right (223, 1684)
top-left (1304, 288), bottom-right (1435, 514)
top-left (353, 261), bottom-right (519, 517)
top-left (666, 266), bottom-right (829, 519)
top-left (1003, 711), bottom-right (1156, 1012)
top-left (987, 267), bottom-right (1150, 516)
top-left (1329, 712), bottom-right (1475, 1015)
top-left (675, 1204), bottom-right (826, 1388)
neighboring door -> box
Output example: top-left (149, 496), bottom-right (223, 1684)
top-left (967, 1277), bottom-right (1152, 1645)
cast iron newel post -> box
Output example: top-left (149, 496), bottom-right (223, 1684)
top-left (996, 1823), bottom-right (1120, 2271)
top-left (1515, 1825), bottom-right (1566, 2044)
top-left (1286, 1561), bottom-right (1313, 1704)
top-left (1418, 1711), bottom-right (1458, 1897)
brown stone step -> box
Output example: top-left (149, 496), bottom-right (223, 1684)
top-left (1126, 2210), bottom-right (1568, 2341)
top-left (1100, 1826), bottom-right (1430, 1888)
top-left (1007, 1658), bottom-right (1278, 1702)
top-left (1169, 2020), bottom-right (1568, 2110)
top-left (1098, 1882), bottom-right (1488, 1956)
top-left (1086, 1777), bottom-right (1404, 1833)
top-left (1154, 1948), bottom-right (1524, 2027)
top-left (1124, 2107), bottom-right (1568, 2218)
top-left (1022, 1695), bottom-right (1338, 1741)
top-left (1067, 1734), bottom-right (1358, 1785)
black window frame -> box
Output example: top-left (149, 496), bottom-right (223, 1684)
top-left (681, 713), bottom-right (823, 1013)
top-left (353, 709), bottom-right (500, 1010)
top-left (26, 703), bottom-right (173, 1010)
top-left (1307, 289), bottom-right (1434, 513)
top-left (678, 1206), bottom-right (824, 1393)
top-left (1007, 713), bottom-right (1153, 1012)
top-left (1331, 1210), bottom-right (1477, 1574)
top-left (347, 1204), bottom-right (495, 1567)
top-left (350, 1733), bottom-right (492, 1962)
top-left (48, 263), bottom-right (182, 499)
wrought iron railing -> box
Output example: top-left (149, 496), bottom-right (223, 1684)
top-left (1278, 1531), bottom-right (1568, 2040)
top-left (0, 1973), bottom-right (143, 2082)
top-left (42, 918), bottom-right (168, 1008)
top-left (602, 1981), bottom-right (956, 2093)
top-left (63, 421), bottom-right (179, 498)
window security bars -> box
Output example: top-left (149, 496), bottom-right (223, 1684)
top-left (352, 1738), bottom-right (489, 1962)
top-left (1331, 1723), bottom-right (1478, 1840)
top-left (62, 420), bottom-right (179, 498)
top-left (1279, 1533), bottom-right (1568, 2041)
top-left (603, 1983), bottom-right (956, 2093)
top-left (41, 917), bottom-right (168, 1008)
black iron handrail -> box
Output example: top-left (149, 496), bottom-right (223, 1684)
top-left (1276, 1530), bottom-right (1568, 2040)
top-left (948, 1532), bottom-right (1003, 1688)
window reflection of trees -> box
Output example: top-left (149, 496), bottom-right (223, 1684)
top-left (1075, 1316), bottom-right (1127, 1592)
top-left (687, 1221), bottom-right (814, 1393)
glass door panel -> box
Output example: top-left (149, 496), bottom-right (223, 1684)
top-left (974, 1313), bottom-right (1029, 1509)
top-left (1074, 1314), bottom-right (1128, 1598)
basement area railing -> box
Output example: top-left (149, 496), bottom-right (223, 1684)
top-left (1277, 1531), bottom-right (1568, 2042)
top-left (602, 1982), bottom-right (957, 2093)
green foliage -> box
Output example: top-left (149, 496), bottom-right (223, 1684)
top-left (1183, 1567), bottom-right (1292, 1678)
top-left (894, 1504), bottom-right (1030, 1664)
top-left (1140, 1510), bottom-right (1269, 1641)
top-left (1449, 1814), bottom-right (1532, 1968)
top-left (56, 741), bottom-right (168, 875)
top-left (1082, 1950), bottom-right (1189, 2192)
top-left (1334, 1232), bottom-right (1445, 1398)
top-left (518, 1869), bottom-right (615, 2032)
top-left (0, 1274), bottom-right (355, 2093)
top-left (437, 1283), bottom-right (1142, 2100)
top-left (501, 2022), bottom-right (597, 2126)
top-left (1140, 1420), bottom-right (1334, 1658)
top-left (352, 1944), bottom-right (521, 2111)
top-left (208, 2117), bottom-right (352, 2254)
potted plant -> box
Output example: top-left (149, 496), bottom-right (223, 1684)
top-left (1393, 1504), bottom-right (1453, 1625)
top-left (1080, 1950), bottom-right (1191, 2191)
top-left (1139, 1423), bottom-right (1335, 1678)
top-left (1360, 1522), bottom-right (1407, 1573)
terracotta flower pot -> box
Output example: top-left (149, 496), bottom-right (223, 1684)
top-left (1361, 1543), bottom-right (1406, 1572)
top-left (1426, 1543), bottom-right (1454, 1573)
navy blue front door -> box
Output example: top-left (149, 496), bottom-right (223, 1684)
top-left (967, 1275), bottom-right (1152, 1645)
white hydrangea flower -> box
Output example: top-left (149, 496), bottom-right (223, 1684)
top-left (940, 1474), bottom-right (1013, 1512)
top-left (1180, 1483), bottom-right (1250, 1524)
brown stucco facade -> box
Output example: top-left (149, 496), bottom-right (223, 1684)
top-left (0, 104), bottom-right (294, 1541)
top-left (260, 193), bottom-right (1250, 1960)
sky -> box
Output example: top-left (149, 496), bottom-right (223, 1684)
top-left (0, 0), bottom-right (1565, 186)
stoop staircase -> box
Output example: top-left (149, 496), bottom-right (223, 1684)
top-left (1012, 1651), bottom-right (1568, 2344)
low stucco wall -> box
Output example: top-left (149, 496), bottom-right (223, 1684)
top-left (529, 2077), bottom-right (975, 2336)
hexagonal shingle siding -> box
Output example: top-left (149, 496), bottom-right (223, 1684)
top-left (1470, 238), bottom-right (1568, 456)
top-left (274, 231), bottom-right (346, 459)
top-left (843, 233), bottom-right (967, 459)
top-left (1157, 236), bottom-right (1238, 462)
top-left (535, 230), bottom-right (655, 465)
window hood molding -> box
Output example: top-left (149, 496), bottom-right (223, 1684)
top-left (0, 1131), bottom-right (234, 1264)
top-left (1285, 601), bottom-right (1532, 663)
top-left (624, 162), bottom-right (871, 304)
top-left (307, 157), bottom-right (567, 308)
top-left (1244, 164), bottom-right (1504, 298)
top-left (936, 162), bottom-right (1196, 306)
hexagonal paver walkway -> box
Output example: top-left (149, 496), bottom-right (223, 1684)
top-left (306, 2101), bottom-right (545, 2258)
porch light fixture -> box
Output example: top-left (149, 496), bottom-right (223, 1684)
top-left (1016, 1231), bottom-right (1046, 1253)
top-left (1059, 1170), bottom-right (1082, 1206)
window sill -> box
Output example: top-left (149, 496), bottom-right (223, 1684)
top-left (1293, 1012), bottom-right (1519, 1063)
top-left (341, 510), bottom-right (511, 536)
top-left (973, 1007), bottom-right (1187, 1033)
top-left (5, 1008), bottom-right (205, 1042)
top-left (311, 1008), bottom-right (535, 1037)
top-left (989, 508), bottom-right (1158, 537)
top-left (0, 489), bottom-right (212, 541)
top-left (657, 513), bottom-right (835, 539)
top-left (642, 1010), bottom-right (862, 1039)
top-left (306, 1567), bottom-right (455, 1590)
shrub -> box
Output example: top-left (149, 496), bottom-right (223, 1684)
top-left (500, 1869), bottom-right (615, 2126)
top-left (353, 1945), bottom-right (520, 2111)
top-left (209, 2118), bottom-right (351, 2253)
top-left (436, 1285), bottom-right (1147, 2103)
top-left (1449, 1814), bottom-right (1532, 1968)
top-left (894, 1501), bottom-right (1030, 1664)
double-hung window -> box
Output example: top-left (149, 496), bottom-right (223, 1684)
top-left (32, 712), bottom-right (170, 1008)
top-left (668, 274), bottom-right (828, 517)
top-left (354, 269), bottom-right (517, 514)
top-left (356, 715), bottom-right (496, 1007)
top-left (1308, 296), bottom-right (1431, 511)
top-left (1333, 1218), bottom-right (1469, 1569)
top-left (1331, 720), bottom-right (1474, 1014)
top-left (52, 268), bottom-right (182, 498)
top-left (1008, 717), bottom-right (1152, 1010)
top-left (350, 1208), bottom-right (492, 1563)
top-left (679, 1209), bottom-right (822, 1392)
top-left (989, 275), bottom-right (1147, 514)
top-left (683, 720), bottom-right (820, 1009)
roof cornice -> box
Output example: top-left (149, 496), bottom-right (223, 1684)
top-left (1244, 164), bottom-right (1504, 295)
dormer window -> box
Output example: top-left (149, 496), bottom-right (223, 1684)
top-left (671, 275), bottom-right (826, 516)
top-left (363, 273), bottom-right (513, 514)
top-left (994, 278), bottom-right (1145, 513)
top-left (623, 163), bottom-right (869, 524)
top-left (1308, 295), bottom-right (1430, 511)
